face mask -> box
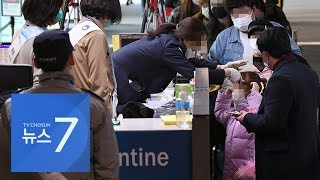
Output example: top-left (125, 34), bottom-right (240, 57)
top-left (53, 9), bottom-right (63, 24)
top-left (232, 90), bottom-right (246, 105)
top-left (202, 6), bottom-right (210, 19)
top-left (212, 6), bottom-right (228, 19)
top-left (232, 12), bottom-right (253, 32)
top-left (192, 0), bottom-right (199, 5)
top-left (104, 21), bottom-right (113, 28)
top-left (249, 38), bottom-right (261, 55)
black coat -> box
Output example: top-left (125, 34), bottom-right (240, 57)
top-left (243, 57), bottom-right (320, 180)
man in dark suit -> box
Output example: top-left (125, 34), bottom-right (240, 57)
top-left (237, 26), bottom-right (320, 180)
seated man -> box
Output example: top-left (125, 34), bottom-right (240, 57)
top-left (0, 29), bottom-right (119, 180)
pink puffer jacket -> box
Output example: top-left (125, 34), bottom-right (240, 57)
top-left (214, 90), bottom-right (262, 180)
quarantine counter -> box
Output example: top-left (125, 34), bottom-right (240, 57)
top-left (114, 118), bottom-right (192, 180)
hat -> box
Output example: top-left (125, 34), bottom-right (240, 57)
top-left (33, 29), bottom-right (74, 62)
top-left (248, 19), bottom-right (273, 38)
top-left (238, 64), bottom-right (260, 73)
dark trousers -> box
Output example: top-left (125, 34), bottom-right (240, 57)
top-left (209, 92), bottom-right (226, 180)
top-left (213, 144), bottom-right (225, 180)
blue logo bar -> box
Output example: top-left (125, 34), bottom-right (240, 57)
top-left (11, 94), bottom-right (90, 172)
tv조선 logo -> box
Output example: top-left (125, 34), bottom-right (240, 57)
top-left (11, 94), bottom-right (90, 172)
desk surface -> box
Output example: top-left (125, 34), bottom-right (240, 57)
top-left (114, 118), bottom-right (191, 131)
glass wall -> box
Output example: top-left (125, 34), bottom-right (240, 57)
top-left (0, 0), bottom-right (26, 42)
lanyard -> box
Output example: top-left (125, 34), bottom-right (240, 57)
top-left (85, 16), bottom-right (97, 25)
top-left (40, 77), bottom-right (74, 85)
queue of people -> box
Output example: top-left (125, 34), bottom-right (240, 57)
top-left (0, 0), bottom-right (319, 179)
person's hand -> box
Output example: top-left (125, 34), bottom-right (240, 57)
top-left (221, 78), bottom-right (233, 90)
top-left (236, 111), bottom-right (248, 123)
top-left (225, 68), bottom-right (241, 83)
top-left (251, 82), bottom-right (260, 92)
top-left (221, 59), bottom-right (249, 69)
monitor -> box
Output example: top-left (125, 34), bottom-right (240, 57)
top-left (112, 33), bottom-right (147, 52)
top-left (0, 64), bottom-right (33, 91)
top-left (119, 33), bottom-right (147, 47)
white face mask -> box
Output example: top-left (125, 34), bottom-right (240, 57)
top-left (249, 38), bottom-right (261, 55)
top-left (232, 12), bottom-right (253, 32)
top-left (202, 6), bottom-right (210, 19)
top-left (192, 0), bottom-right (199, 5)
top-left (232, 89), bottom-right (246, 105)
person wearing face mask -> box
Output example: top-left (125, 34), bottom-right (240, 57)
top-left (68, 0), bottom-right (122, 113)
top-left (111, 17), bottom-right (242, 114)
top-left (208, 0), bottom-right (301, 66)
top-left (168, 0), bottom-right (200, 24)
top-left (236, 26), bottom-right (320, 180)
top-left (7, 0), bottom-right (63, 85)
top-left (190, 0), bottom-right (209, 21)
top-left (244, 18), bottom-right (310, 82)
top-left (206, 0), bottom-right (233, 50)
top-left (215, 71), bottom-right (264, 180)
top-left (245, 18), bottom-right (273, 81)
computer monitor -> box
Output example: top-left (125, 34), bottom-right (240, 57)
top-left (0, 64), bottom-right (33, 91)
top-left (112, 33), bottom-right (147, 52)
top-left (119, 33), bottom-right (147, 47)
top-left (0, 42), bottom-right (10, 64)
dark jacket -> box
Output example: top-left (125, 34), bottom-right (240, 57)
top-left (165, 0), bottom-right (180, 8)
top-left (112, 33), bottom-right (225, 112)
top-left (243, 56), bottom-right (320, 180)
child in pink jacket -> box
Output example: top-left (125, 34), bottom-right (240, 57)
top-left (215, 72), bottom-right (264, 180)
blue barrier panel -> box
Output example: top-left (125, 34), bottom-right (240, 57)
top-left (116, 130), bottom-right (192, 180)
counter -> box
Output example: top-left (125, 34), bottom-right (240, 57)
top-left (114, 118), bottom-right (192, 180)
top-left (114, 118), bottom-right (191, 131)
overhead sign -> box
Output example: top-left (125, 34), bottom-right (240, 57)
top-left (11, 94), bottom-right (90, 172)
top-left (1, 0), bottom-right (22, 17)
top-left (116, 130), bottom-right (192, 180)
